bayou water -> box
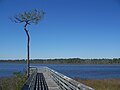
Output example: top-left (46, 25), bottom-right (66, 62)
top-left (0, 62), bottom-right (120, 79)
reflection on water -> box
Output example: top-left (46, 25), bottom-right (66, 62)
top-left (0, 63), bottom-right (120, 79)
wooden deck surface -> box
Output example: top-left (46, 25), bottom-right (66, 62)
top-left (43, 72), bottom-right (59, 90)
top-left (22, 66), bottom-right (94, 90)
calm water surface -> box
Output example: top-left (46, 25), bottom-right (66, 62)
top-left (0, 62), bottom-right (120, 79)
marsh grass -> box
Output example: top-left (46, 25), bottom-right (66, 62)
top-left (0, 72), bottom-right (26, 90)
top-left (74, 78), bottom-right (120, 90)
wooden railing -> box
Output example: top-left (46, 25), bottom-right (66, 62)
top-left (22, 67), bottom-right (37, 90)
top-left (45, 67), bottom-right (94, 90)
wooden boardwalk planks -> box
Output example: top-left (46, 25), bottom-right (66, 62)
top-left (22, 66), bottom-right (94, 90)
top-left (34, 73), bottom-right (48, 90)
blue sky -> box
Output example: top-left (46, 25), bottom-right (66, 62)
top-left (0, 0), bottom-right (120, 59)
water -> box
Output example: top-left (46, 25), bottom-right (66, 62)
top-left (0, 62), bottom-right (120, 79)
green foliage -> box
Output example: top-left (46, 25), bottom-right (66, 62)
top-left (0, 72), bottom-right (26, 90)
top-left (13, 71), bottom-right (23, 77)
top-left (11, 9), bottom-right (45, 24)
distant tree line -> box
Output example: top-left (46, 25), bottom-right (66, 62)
top-left (0, 58), bottom-right (120, 64)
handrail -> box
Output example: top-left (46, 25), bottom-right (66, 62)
top-left (21, 67), bottom-right (37, 90)
top-left (46, 67), bottom-right (94, 90)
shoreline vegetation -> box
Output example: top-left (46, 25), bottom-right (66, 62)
top-left (74, 78), bottom-right (120, 90)
top-left (0, 72), bottom-right (26, 90)
top-left (0, 58), bottom-right (120, 64)
top-left (0, 76), bottom-right (120, 90)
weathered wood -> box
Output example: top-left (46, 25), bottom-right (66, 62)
top-left (21, 72), bottom-right (37, 90)
top-left (34, 73), bottom-right (48, 90)
top-left (46, 67), bottom-right (94, 90)
top-left (22, 66), bottom-right (94, 90)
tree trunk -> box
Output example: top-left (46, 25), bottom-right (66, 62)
top-left (24, 23), bottom-right (30, 78)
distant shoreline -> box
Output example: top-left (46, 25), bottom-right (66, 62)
top-left (0, 58), bottom-right (120, 64)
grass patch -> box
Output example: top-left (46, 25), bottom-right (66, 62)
top-left (74, 78), bottom-right (120, 90)
top-left (0, 72), bottom-right (26, 90)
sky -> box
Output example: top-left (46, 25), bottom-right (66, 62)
top-left (0, 0), bottom-right (120, 59)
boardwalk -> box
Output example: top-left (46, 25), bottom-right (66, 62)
top-left (22, 66), bottom-right (94, 90)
